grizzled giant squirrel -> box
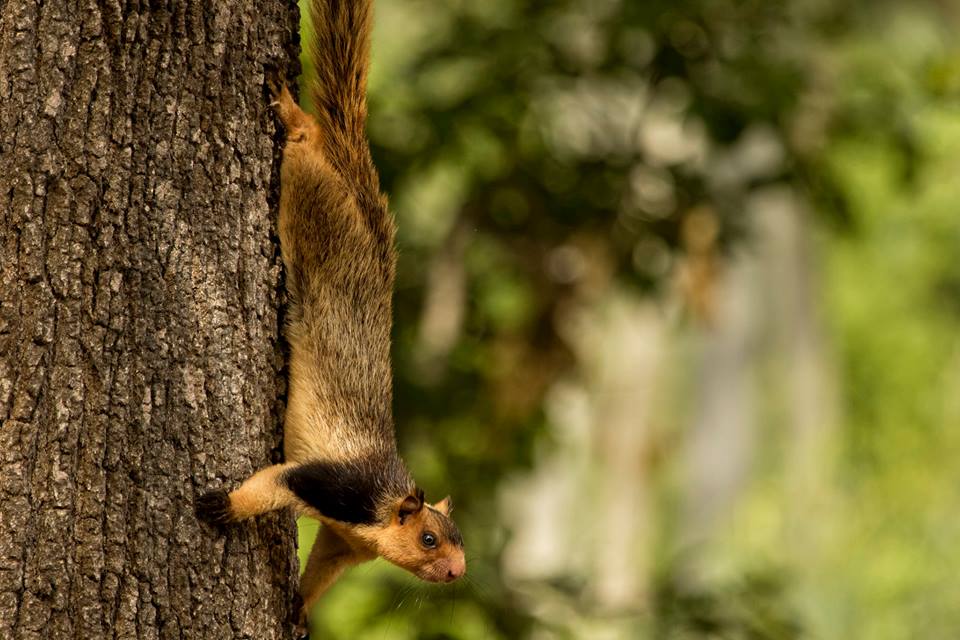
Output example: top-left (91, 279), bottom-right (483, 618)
top-left (196, 0), bottom-right (465, 624)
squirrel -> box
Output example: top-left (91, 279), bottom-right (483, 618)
top-left (195, 0), bottom-right (465, 624)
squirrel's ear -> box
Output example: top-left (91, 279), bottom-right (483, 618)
top-left (434, 496), bottom-right (453, 516)
top-left (397, 489), bottom-right (424, 524)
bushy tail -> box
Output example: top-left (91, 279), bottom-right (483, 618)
top-left (308, 0), bottom-right (378, 194)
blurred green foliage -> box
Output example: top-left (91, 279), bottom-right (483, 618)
top-left (294, 0), bottom-right (960, 637)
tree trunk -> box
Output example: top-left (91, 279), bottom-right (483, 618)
top-left (0, 1), bottom-right (300, 638)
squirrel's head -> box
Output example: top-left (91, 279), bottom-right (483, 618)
top-left (375, 488), bottom-right (465, 583)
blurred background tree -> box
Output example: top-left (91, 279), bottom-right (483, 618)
top-left (296, 0), bottom-right (960, 638)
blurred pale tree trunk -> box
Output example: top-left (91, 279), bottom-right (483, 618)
top-left (678, 230), bottom-right (758, 550)
top-left (0, 1), bottom-right (301, 638)
top-left (502, 286), bottom-right (664, 631)
top-left (677, 187), bottom-right (837, 569)
top-left (574, 297), bottom-right (664, 610)
top-left (752, 188), bottom-right (838, 553)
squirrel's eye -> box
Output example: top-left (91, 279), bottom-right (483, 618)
top-left (421, 532), bottom-right (437, 548)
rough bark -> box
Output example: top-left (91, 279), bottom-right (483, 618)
top-left (0, 1), bottom-right (301, 638)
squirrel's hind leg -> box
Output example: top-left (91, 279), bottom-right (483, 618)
top-left (269, 80), bottom-right (315, 142)
top-left (298, 526), bottom-right (369, 627)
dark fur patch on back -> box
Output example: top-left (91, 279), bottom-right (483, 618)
top-left (284, 457), bottom-right (407, 525)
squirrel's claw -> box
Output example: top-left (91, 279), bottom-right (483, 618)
top-left (265, 69), bottom-right (286, 102)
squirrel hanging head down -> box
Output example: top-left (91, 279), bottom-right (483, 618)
top-left (195, 0), bottom-right (465, 626)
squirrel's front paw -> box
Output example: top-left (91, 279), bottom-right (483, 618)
top-left (195, 489), bottom-right (234, 526)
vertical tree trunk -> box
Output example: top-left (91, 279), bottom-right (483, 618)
top-left (0, 1), bottom-right (300, 638)
top-left (752, 187), bottom-right (838, 558)
top-left (678, 254), bottom-right (757, 551)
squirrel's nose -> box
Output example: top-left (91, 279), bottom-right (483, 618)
top-left (445, 558), bottom-right (466, 581)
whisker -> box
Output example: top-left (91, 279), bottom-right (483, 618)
top-left (381, 582), bottom-right (416, 640)
top-left (463, 574), bottom-right (492, 599)
top-left (395, 583), bottom-right (416, 611)
top-left (463, 575), bottom-right (502, 639)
